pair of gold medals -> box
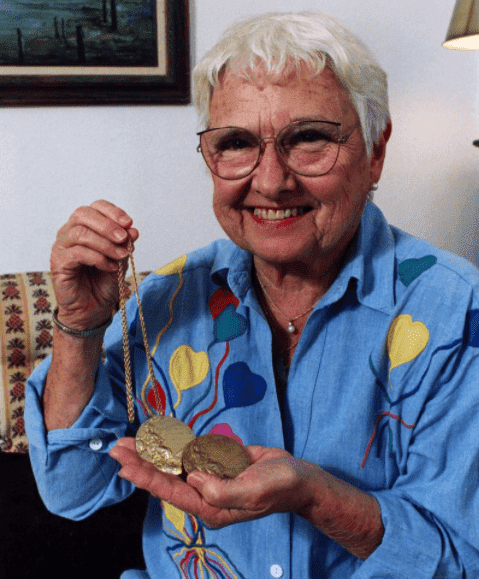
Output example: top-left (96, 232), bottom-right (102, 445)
top-left (136, 416), bottom-right (250, 479)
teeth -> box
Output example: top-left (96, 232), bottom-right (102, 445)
top-left (253, 207), bottom-right (304, 220)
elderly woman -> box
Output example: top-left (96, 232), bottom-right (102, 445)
top-left (26, 12), bottom-right (479, 579)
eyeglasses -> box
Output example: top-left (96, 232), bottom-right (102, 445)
top-left (197, 120), bottom-right (359, 180)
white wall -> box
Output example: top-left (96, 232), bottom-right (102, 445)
top-left (1, 0), bottom-right (478, 274)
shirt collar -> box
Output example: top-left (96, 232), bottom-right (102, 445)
top-left (210, 241), bottom-right (253, 298)
top-left (320, 200), bottom-right (396, 313)
top-left (209, 200), bottom-right (396, 313)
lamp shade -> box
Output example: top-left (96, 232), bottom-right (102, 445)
top-left (443, 0), bottom-right (479, 49)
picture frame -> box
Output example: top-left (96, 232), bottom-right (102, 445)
top-left (0, 0), bottom-right (190, 106)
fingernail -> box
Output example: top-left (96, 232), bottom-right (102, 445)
top-left (114, 229), bottom-right (126, 241)
top-left (188, 471), bottom-right (207, 486)
top-left (119, 215), bottom-right (131, 227)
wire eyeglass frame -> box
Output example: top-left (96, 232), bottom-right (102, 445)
top-left (196, 120), bottom-right (359, 180)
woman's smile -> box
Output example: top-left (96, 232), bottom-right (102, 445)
top-left (250, 206), bottom-right (313, 221)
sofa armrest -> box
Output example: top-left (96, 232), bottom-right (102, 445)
top-left (0, 272), bottom-right (55, 453)
top-left (0, 270), bottom-right (151, 453)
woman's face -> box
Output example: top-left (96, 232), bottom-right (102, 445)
top-left (208, 66), bottom-right (389, 270)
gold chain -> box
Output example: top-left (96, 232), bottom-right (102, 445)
top-left (118, 239), bottom-right (163, 423)
top-left (118, 257), bottom-right (135, 423)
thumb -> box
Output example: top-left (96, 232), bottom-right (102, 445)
top-left (187, 470), bottom-right (210, 492)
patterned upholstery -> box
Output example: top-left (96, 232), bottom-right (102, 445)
top-left (0, 271), bottom-right (150, 453)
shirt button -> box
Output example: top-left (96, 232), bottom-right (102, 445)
top-left (89, 438), bottom-right (103, 451)
top-left (270, 564), bottom-right (283, 578)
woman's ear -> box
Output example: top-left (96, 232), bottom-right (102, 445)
top-left (370, 121), bottom-right (392, 184)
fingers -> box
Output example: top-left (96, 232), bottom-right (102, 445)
top-left (110, 438), bottom-right (182, 496)
top-left (111, 438), bottom-right (239, 509)
top-left (109, 438), bottom-right (162, 488)
top-left (49, 200), bottom-right (139, 326)
top-left (187, 470), bottom-right (248, 508)
top-left (53, 201), bottom-right (138, 272)
top-left (91, 200), bottom-right (135, 230)
top-left (188, 446), bottom-right (303, 515)
top-left (114, 436), bottom-right (137, 450)
top-left (88, 199), bottom-right (139, 246)
top-left (109, 438), bottom-right (208, 512)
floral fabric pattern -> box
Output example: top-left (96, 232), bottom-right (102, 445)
top-left (0, 271), bottom-right (149, 453)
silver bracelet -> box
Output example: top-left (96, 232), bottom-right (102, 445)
top-left (52, 308), bottom-right (112, 338)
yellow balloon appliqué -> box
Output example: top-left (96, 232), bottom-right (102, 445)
top-left (155, 254), bottom-right (187, 276)
top-left (170, 345), bottom-right (209, 409)
top-left (387, 314), bottom-right (429, 390)
top-left (163, 501), bottom-right (186, 536)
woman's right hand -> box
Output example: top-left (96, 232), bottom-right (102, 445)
top-left (50, 200), bottom-right (139, 331)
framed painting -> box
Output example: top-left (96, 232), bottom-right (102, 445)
top-left (0, 0), bottom-right (190, 105)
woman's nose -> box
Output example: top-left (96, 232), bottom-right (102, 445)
top-left (251, 140), bottom-right (296, 198)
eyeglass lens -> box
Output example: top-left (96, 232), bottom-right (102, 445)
top-left (199, 121), bottom-right (343, 179)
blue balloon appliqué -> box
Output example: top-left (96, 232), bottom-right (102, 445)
top-left (223, 362), bottom-right (267, 408)
top-left (213, 304), bottom-right (247, 342)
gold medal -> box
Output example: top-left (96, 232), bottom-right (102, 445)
top-left (136, 416), bottom-right (195, 475)
top-left (182, 433), bottom-right (250, 479)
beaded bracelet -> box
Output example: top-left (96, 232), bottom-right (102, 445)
top-left (52, 308), bottom-right (112, 338)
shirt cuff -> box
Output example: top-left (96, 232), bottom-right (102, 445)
top-left (351, 491), bottom-right (442, 578)
top-left (25, 356), bottom-right (131, 462)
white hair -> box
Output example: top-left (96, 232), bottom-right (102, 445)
top-left (192, 12), bottom-right (390, 157)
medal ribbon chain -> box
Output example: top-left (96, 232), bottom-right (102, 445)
top-left (118, 238), bottom-right (163, 423)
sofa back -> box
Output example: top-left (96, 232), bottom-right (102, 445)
top-left (0, 271), bottom-right (150, 453)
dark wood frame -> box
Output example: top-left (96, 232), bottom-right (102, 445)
top-left (0, 0), bottom-right (190, 106)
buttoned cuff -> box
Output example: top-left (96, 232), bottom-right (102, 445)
top-left (25, 356), bottom-right (132, 463)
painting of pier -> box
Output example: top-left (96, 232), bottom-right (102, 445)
top-left (0, 0), bottom-right (189, 106)
top-left (0, 0), bottom-right (159, 67)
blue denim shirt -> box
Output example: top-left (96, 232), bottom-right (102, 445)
top-left (26, 201), bottom-right (479, 578)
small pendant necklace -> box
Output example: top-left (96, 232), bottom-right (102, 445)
top-left (256, 275), bottom-right (321, 334)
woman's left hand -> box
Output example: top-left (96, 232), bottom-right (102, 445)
top-left (110, 437), bottom-right (383, 558)
top-left (109, 437), bottom-right (310, 528)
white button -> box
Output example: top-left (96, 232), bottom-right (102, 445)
top-left (89, 438), bottom-right (103, 451)
top-left (270, 564), bottom-right (283, 578)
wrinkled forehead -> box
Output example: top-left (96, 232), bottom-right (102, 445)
top-left (210, 62), bottom-right (356, 128)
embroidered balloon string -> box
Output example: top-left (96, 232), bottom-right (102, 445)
top-left (118, 238), bottom-right (163, 422)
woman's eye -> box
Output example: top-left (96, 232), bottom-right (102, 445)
top-left (289, 129), bottom-right (330, 146)
top-left (212, 130), bottom-right (257, 153)
top-left (218, 137), bottom-right (252, 151)
top-left (304, 130), bottom-right (329, 142)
